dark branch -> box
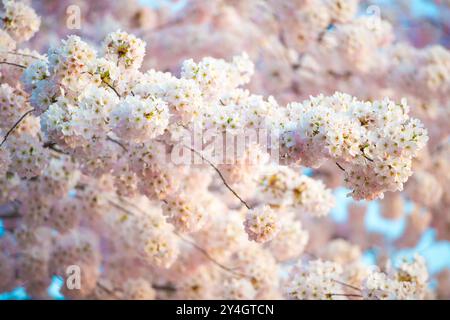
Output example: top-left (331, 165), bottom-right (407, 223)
top-left (328, 293), bottom-right (363, 298)
top-left (96, 282), bottom-right (121, 299)
top-left (2, 51), bottom-right (43, 60)
top-left (0, 213), bottom-right (21, 219)
top-left (104, 81), bottom-right (121, 98)
top-left (0, 109), bottom-right (34, 147)
top-left (362, 153), bottom-right (374, 162)
top-left (182, 145), bottom-right (252, 210)
top-left (332, 279), bottom-right (362, 292)
top-left (106, 136), bottom-right (128, 152)
top-left (43, 142), bottom-right (68, 155)
top-left (175, 232), bottom-right (248, 278)
top-left (152, 284), bottom-right (177, 292)
top-left (85, 71), bottom-right (121, 98)
top-left (108, 196), bottom-right (248, 278)
top-left (335, 162), bottom-right (346, 172)
top-left (0, 61), bottom-right (27, 69)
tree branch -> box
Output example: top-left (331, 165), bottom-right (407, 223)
top-left (182, 145), bottom-right (252, 210)
top-left (106, 135), bottom-right (128, 152)
top-left (175, 232), bottom-right (249, 278)
top-left (0, 109), bottom-right (34, 147)
top-left (1, 51), bottom-right (43, 60)
top-left (332, 279), bottom-right (362, 292)
top-left (0, 61), bottom-right (27, 69)
top-left (335, 162), bottom-right (346, 172)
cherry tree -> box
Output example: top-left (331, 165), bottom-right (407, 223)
top-left (0, 0), bottom-right (448, 300)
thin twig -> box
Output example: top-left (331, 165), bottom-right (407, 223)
top-left (0, 213), bottom-right (21, 219)
top-left (85, 71), bottom-right (121, 98)
top-left (335, 162), bottom-right (346, 172)
top-left (332, 279), bottom-right (362, 292)
top-left (183, 145), bottom-right (252, 210)
top-left (303, 251), bottom-right (318, 260)
top-left (118, 196), bottom-right (149, 213)
top-left (96, 281), bottom-right (121, 299)
top-left (142, 16), bottom-right (185, 33)
top-left (104, 81), bottom-right (121, 98)
top-left (106, 136), bottom-right (128, 152)
top-left (0, 61), bottom-right (27, 69)
top-left (2, 51), bottom-right (43, 60)
top-left (107, 200), bottom-right (135, 216)
top-left (108, 196), bottom-right (247, 278)
top-left (152, 284), bottom-right (177, 292)
top-left (362, 153), bottom-right (374, 162)
top-left (0, 109), bottom-right (34, 147)
top-left (43, 142), bottom-right (68, 155)
top-left (327, 70), bottom-right (353, 79)
top-left (175, 232), bottom-right (248, 278)
top-left (328, 293), bottom-right (363, 298)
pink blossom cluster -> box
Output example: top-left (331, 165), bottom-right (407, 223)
top-left (0, 0), bottom-right (449, 301)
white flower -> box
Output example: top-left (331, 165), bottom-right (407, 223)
top-left (6, 133), bottom-right (49, 179)
top-left (363, 254), bottom-right (429, 300)
top-left (286, 259), bottom-right (344, 300)
top-left (142, 229), bottom-right (179, 269)
top-left (110, 95), bottom-right (169, 142)
top-left (102, 30), bottom-right (146, 70)
top-left (0, 83), bottom-right (30, 128)
top-left (291, 175), bottom-right (335, 217)
top-left (87, 57), bottom-right (120, 86)
top-left (268, 216), bottom-right (309, 261)
top-left (285, 93), bottom-right (428, 200)
top-left (244, 205), bottom-right (280, 243)
top-left (222, 278), bottom-right (257, 300)
top-left (70, 85), bottom-right (119, 140)
top-left (0, 146), bottom-right (11, 176)
top-left (405, 171), bottom-right (443, 208)
top-left (47, 35), bottom-right (96, 90)
top-left (21, 59), bottom-right (49, 92)
top-left (257, 165), bottom-right (334, 216)
top-left (165, 78), bottom-right (203, 123)
top-left (181, 53), bottom-right (254, 100)
top-left (1, 0), bottom-right (41, 43)
top-left (324, 0), bottom-right (358, 23)
top-left (30, 79), bottom-right (59, 115)
top-left (257, 166), bottom-right (295, 206)
top-left (162, 192), bottom-right (207, 234)
top-left (0, 29), bottom-right (15, 52)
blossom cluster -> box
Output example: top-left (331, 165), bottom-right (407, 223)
top-left (363, 255), bottom-right (430, 300)
top-left (286, 259), bottom-right (345, 300)
top-left (0, 0), bottom-right (444, 301)
top-left (283, 93), bottom-right (428, 200)
top-left (257, 165), bottom-right (336, 216)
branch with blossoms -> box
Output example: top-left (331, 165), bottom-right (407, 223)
top-left (0, 0), bottom-right (443, 301)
